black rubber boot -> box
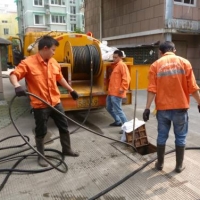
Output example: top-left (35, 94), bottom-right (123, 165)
top-left (155, 145), bottom-right (165, 170)
top-left (35, 138), bottom-right (48, 167)
top-left (60, 133), bottom-right (79, 157)
top-left (175, 145), bottom-right (185, 173)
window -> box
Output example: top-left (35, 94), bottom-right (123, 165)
top-left (34, 15), bottom-right (44, 25)
top-left (70, 0), bottom-right (75, 3)
top-left (34, 0), bottom-right (43, 6)
top-left (4, 28), bottom-right (9, 35)
top-left (71, 24), bottom-right (76, 31)
top-left (174, 0), bottom-right (196, 6)
top-left (82, 15), bottom-right (84, 25)
top-left (51, 0), bottom-right (65, 5)
top-left (2, 20), bottom-right (8, 23)
top-left (70, 15), bottom-right (76, 21)
top-left (51, 15), bottom-right (66, 23)
top-left (70, 6), bottom-right (76, 14)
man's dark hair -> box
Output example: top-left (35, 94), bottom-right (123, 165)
top-left (113, 50), bottom-right (123, 57)
top-left (159, 41), bottom-right (175, 54)
top-left (38, 35), bottom-right (59, 50)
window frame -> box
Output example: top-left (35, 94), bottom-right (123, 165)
top-left (50, 0), bottom-right (65, 6)
top-left (33, 0), bottom-right (44, 7)
top-left (34, 14), bottom-right (45, 25)
top-left (4, 28), bottom-right (9, 35)
top-left (70, 6), bottom-right (76, 14)
top-left (70, 0), bottom-right (76, 4)
top-left (70, 23), bottom-right (76, 31)
top-left (70, 15), bottom-right (76, 22)
top-left (174, 0), bottom-right (196, 7)
top-left (51, 15), bottom-right (66, 24)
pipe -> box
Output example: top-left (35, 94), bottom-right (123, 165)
top-left (99, 0), bottom-right (102, 42)
top-left (132, 70), bottom-right (138, 148)
top-left (165, 0), bottom-right (174, 41)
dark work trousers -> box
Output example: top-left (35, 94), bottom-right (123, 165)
top-left (33, 103), bottom-right (69, 139)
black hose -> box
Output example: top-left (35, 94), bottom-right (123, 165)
top-left (2, 93), bottom-right (199, 198)
top-left (0, 95), bottom-right (68, 192)
top-left (0, 135), bottom-right (29, 150)
top-left (0, 92), bottom-right (137, 192)
top-left (89, 147), bottom-right (200, 200)
top-left (70, 44), bottom-right (94, 134)
top-left (72, 45), bottom-right (100, 76)
top-left (26, 92), bottom-right (138, 151)
top-left (9, 95), bottom-right (68, 173)
top-left (0, 149), bottom-right (66, 192)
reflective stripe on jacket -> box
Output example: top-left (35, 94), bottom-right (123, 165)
top-left (148, 52), bottom-right (199, 110)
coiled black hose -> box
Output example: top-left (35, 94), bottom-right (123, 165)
top-left (0, 92), bottom-right (138, 192)
top-left (2, 93), bottom-right (199, 199)
top-left (70, 44), bottom-right (94, 134)
top-left (72, 45), bottom-right (100, 76)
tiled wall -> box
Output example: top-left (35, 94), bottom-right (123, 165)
top-left (103, 0), bottom-right (164, 37)
top-left (173, 34), bottom-right (200, 80)
top-left (84, 0), bottom-right (101, 39)
top-left (85, 0), bottom-right (165, 44)
top-left (173, 2), bottom-right (200, 21)
top-left (107, 34), bottom-right (163, 47)
top-left (85, 0), bottom-right (200, 79)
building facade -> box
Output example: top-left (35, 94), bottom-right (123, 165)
top-left (0, 2), bottom-right (18, 39)
top-left (16, 0), bottom-right (85, 37)
top-left (0, 13), bottom-right (18, 39)
top-left (85, 0), bottom-right (200, 80)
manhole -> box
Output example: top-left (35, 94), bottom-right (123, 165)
top-left (136, 143), bottom-right (157, 155)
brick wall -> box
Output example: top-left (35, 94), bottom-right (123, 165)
top-left (85, 0), bottom-right (165, 46)
top-left (85, 0), bottom-right (200, 77)
top-left (173, 34), bottom-right (200, 80)
top-left (173, 2), bottom-right (200, 21)
top-left (85, 0), bottom-right (101, 39)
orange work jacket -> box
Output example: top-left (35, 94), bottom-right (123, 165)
top-left (148, 52), bottom-right (199, 110)
top-left (10, 53), bottom-right (63, 108)
top-left (108, 60), bottom-right (131, 98)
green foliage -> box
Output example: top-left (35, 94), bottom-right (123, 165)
top-left (73, 28), bottom-right (84, 34)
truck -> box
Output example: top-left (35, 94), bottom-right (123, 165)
top-left (7, 31), bottom-right (150, 111)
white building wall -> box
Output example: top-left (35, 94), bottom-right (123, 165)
top-left (16, 0), bottom-right (85, 35)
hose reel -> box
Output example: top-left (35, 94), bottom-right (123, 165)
top-left (64, 41), bottom-right (101, 77)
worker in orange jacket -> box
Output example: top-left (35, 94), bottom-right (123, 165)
top-left (143, 41), bottom-right (200, 173)
top-left (9, 36), bottom-right (79, 167)
top-left (106, 50), bottom-right (131, 127)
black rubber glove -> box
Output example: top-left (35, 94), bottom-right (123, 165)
top-left (198, 105), bottom-right (200, 113)
top-left (15, 86), bottom-right (26, 97)
top-left (143, 109), bottom-right (150, 122)
top-left (70, 90), bottom-right (79, 100)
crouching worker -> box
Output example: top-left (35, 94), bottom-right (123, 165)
top-left (9, 36), bottom-right (79, 167)
top-left (143, 41), bottom-right (200, 173)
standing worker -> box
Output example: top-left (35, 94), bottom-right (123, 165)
top-left (143, 41), bottom-right (200, 173)
top-left (106, 50), bottom-right (131, 127)
top-left (9, 36), bottom-right (79, 167)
